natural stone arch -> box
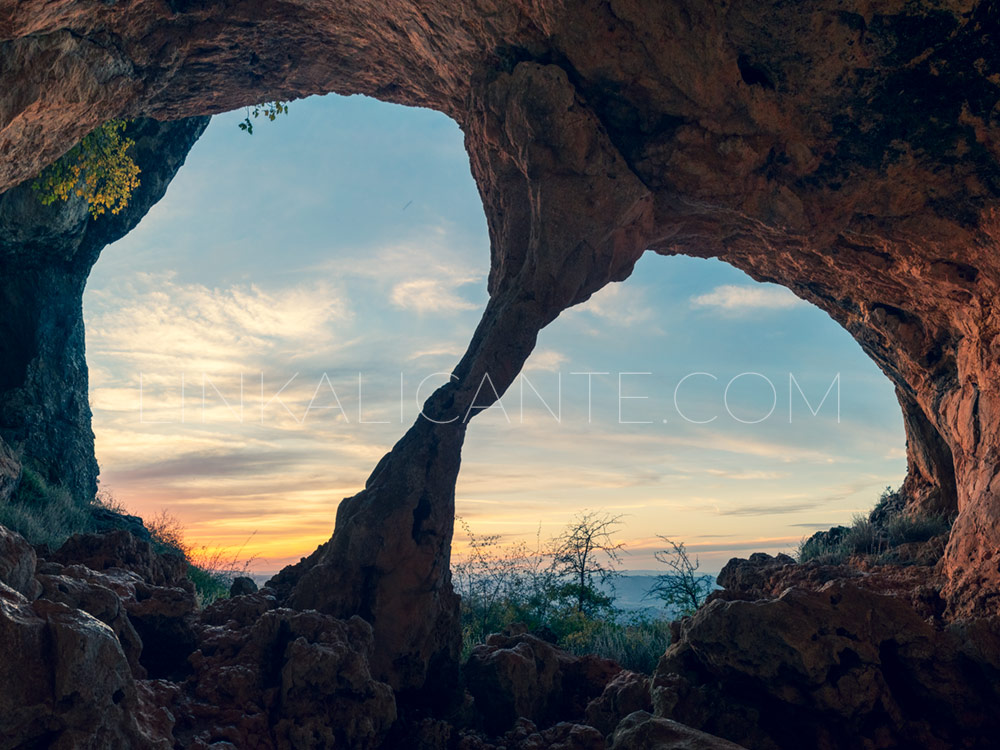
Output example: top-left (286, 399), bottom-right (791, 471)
top-left (2, 0), bottom-right (999, 699)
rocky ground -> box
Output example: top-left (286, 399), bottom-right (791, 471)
top-left (3, 517), bottom-right (997, 750)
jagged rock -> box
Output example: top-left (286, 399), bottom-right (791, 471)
top-left (0, 523), bottom-right (38, 598)
top-left (201, 589), bottom-right (276, 627)
top-left (89, 506), bottom-right (153, 541)
top-left (36, 563), bottom-right (146, 676)
top-left (50, 529), bottom-right (190, 589)
top-left (608, 712), bottom-right (748, 750)
top-left (0, 116), bottom-right (208, 502)
top-left (712, 552), bottom-right (948, 621)
top-left (585, 671), bottom-right (654, 737)
top-left (177, 609), bottom-right (396, 750)
top-left (46, 531), bottom-right (200, 679)
top-left (2, 0), bottom-right (1000, 718)
top-left (464, 632), bottom-right (622, 735)
top-left (0, 582), bottom-right (168, 749)
top-left (229, 576), bottom-right (257, 597)
top-left (497, 719), bottom-right (605, 750)
top-left (652, 582), bottom-right (1000, 749)
top-left (715, 553), bottom-right (797, 599)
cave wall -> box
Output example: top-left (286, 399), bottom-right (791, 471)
top-left (1, 0), bottom-right (999, 692)
top-left (0, 116), bottom-right (209, 501)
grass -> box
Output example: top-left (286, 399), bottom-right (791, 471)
top-left (0, 467), bottom-right (97, 549)
top-left (561, 615), bottom-right (673, 674)
top-left (797, 486), bottom-right (953, 565)
top-left (146, 509), bottom-right (257, 605)
top-left (1, 471), bottom-right (255, 605)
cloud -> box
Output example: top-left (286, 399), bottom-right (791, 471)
top-left (573, 283), bottom-right (653, 326)
top-left (704, 469), bottom-right (790, 480)
top-left (390, 278), bottom-right (479, 314)
top-left (315, 232), bottom-right (487, 316)
top-left (87, 272), bottom-right (351, 372)
top-left (690, 284), bottom-right (804, 313)
top-left (524, 349), bottom-right (568, 372)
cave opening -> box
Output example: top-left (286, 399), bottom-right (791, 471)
top-left (78, 94), bottom-right (906, 579)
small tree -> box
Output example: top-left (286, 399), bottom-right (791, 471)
top-left (645, 537), bottom-right (713, 616)
top-left (549, 511), bottom-right (625, 616)
top-left (33, 120), bottom-right (141, 218)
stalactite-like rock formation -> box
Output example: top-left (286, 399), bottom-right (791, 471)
top-left (2, 0), bottom-right (1000, 701)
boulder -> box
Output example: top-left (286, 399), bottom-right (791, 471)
top-left (585, 670), bottom-right (654, 737)
top-left (0, 583), bottom-right (168, 749)
top-left (179, 609), bottom-right (396, 750)
top-left (51, 529), bottom-right (190, 589)
top-left (609, 712), bottom-right (748, 750)
top-left (229, 575), bottom-right (258, 597)
top-left (715, 553), bottom-right (796, 598)
top-left (464, 632), bottom-right (621, 734)
top-left (653, 582), bottom-right (1000, 749)
top-left (0, 524), bottom-right (38, 598)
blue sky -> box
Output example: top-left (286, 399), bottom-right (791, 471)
top-left (83, 94), bottom-right (906, 573)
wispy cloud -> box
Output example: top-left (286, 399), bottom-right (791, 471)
top-left (390, 277), bottom-right (479, 313)
top-left (524, 349), bottom-right (568, 372)
top-left (316, 232), bottom-right (487, 316)
top-left (573, 283), bottom-right (653, 326)
top-left (690, 284), bottom-right (804, 313)
top-left (87, 272), bottom-right (351, 372)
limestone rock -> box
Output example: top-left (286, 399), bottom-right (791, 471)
top-left (36, 563), bottom-right (145, 676)
top-left (180, 609), bottom-right (396, 750)
top-left (464, 632), bottom-right (621, 734)
top-left (608, 712), bottom-right (748, 750)
top-left (51, 529), bottom-right (190, 589)
top-left (585, 671), bottom-right (654, 737)
top-left (0, 116), bottom-right (208, 502)
top-left (0, 582), bottom-right (168, 750)
top-left (229, 576), bottom-right (258, 597)
top-left (653, 582), bottom-right (1000, 749)
top-left (0, 523), bottom-right (38, 598)
top-left (715, 553), bottom-right (796, 598)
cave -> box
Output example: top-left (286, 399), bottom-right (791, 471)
top-left (2, 1), bottom-right (1000, 748)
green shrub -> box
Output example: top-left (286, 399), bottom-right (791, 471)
top-left (562, 614), bottom-right (673, 674)
top-left (885, 513), bottom-right (952, 546)
top-left (797, 485), bottom-right (954, 565)
top-left (842, 514), bottom-right (883, 556)
top-left (0, 468), bottom-right (95, 548)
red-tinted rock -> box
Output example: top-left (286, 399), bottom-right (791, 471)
top-left (585, 671), bottom-right (654, 737)
top-left (464, 632), bottom-right (621, 734)
top-left (653, 582), bottom-right (1000, 749)
top-left (0, 523), bottom-right (38, 599)
top-left (177, 609), bottom-right (396, 750)
top-left (51, 530), bottom-right (190, 589)
top-left (0, 583), bottom-right (169, 749)
top-left (609, 711), bottom-right (748, 750)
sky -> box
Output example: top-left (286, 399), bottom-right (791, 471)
top-left (83, 94), bottom-right (907, 575)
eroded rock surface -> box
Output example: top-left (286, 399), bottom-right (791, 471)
top-left (654, 580), bottom-right (1000, 749)
top-left (464, 632), bottom-right (622, 734)
top-left (609, 711), bottom-right (748, 750)
top-left (5, 0), bottom-right (994, 619)
top-left (0, 116), bottom-right (208, 502)
top-left (2, 0), bottom-right (1000, 738)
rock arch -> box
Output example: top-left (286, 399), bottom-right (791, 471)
top-left (2, 0), bottom-right (999, 697)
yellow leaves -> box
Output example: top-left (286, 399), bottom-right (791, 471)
top-left (32, 120), bottom-right (141, 219)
